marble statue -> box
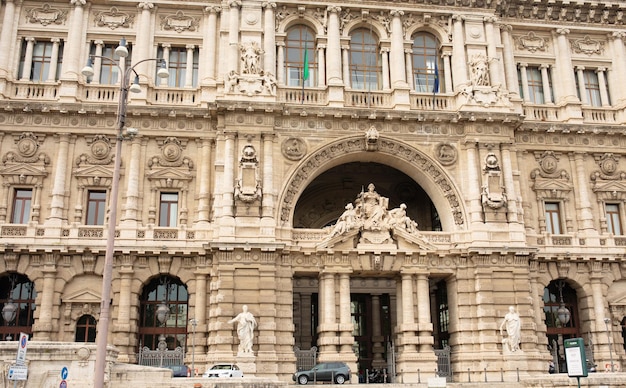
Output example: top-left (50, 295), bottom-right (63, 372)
top-left (500, 306), bottom-right (521, 352)
top-left (228, 305), bottom-right (257, 354)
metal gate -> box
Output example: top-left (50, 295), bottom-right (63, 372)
top-left (137, 336), bottom-right (185, 367)
top-left (434, 346), bottom-right (451, 381)
top-left (294, 346), bottom-right (317, 371)
top-left (386, 341), bottom-right (396, 383)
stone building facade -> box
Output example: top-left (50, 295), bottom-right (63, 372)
top-left (0, 0), bottom-right (625, 384)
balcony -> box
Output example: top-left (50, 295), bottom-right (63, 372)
top-left (9, 81), bottom-right (59, 100)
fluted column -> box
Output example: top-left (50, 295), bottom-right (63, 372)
top-left (326, 6), bottom-right (342, 85)
top-left (499, 24), bottom-right (518, 97)
top-left (338, 273), bottom-right (353, 353)
top-left (36, 254), bottom-right (57, 340)
top-left (465, 141), bottom-right (482, 224)
top-left (597, 68), bottom-right (610, 106)
top-left (317, 44), bottom-right (326, 87)
top-left (221, 133), bottom-right (236, 218)
top-left (484, 17), bottom-right (501, 87)
top-left (46, 38), bottom-right (61, 82)
top-left (262, 2), bottom-right (276, 75)
top-left (62, 0), bottom-right (86, 81)
top-left (540, 64), bottom-right (553, 104)
top-left (0, 0), bottom-right (16, 78)
top-left (381, 47), bottom-right (390, 90)
top-left (554, 28), bottom-right (578, 103)
top-left (609, 32), bottom-right (626, 104)
top-left (195, 139), bottom-right (211, 224)
top-left (122, 138), bottom-right (142, 222)
top-left (318, 271), bottom-right (338, 355)
top-left (228, 1), bottom-right (242, 74)
top-left (518, 63), bottom-right (530, 102)
top-left (48, 134), bottom-right (71, 223)
top-left (572, 152), bottom-right (595, 231)
top-left (451, 15), bottom-right (467, 89)
top-left (400, 273), bottom-right (417, 353)
top-left (20, 38), bottom-right (35, 80)
top-left (202, 6), bottom-right (221, 83)
top-left (389, 10), bottom-right (406, 87)
top-left (135, 2), bottom-right (155, 78)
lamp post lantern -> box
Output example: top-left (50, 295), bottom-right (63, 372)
top-left (1, 300), bottom-right (17, 341)
top-left (604, 317), bottom-right (615, 372)
top-left (82, 38), bottom-right (168, 388)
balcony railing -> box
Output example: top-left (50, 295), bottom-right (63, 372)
top-left (345, 90), bottom-right (392, 108)
top-left (279, 87), bottom-right (328, 105)
top-left (10, 81), bottom-right (59, 100)
top-left (522, 104), bottom-right (560, 121)
top-left (410, 93), bottom-right (453, 110)
top-left (151, 87), bottom-right (199, 105)
top-left (582, 106), bottom-right (618, 123)
top-left (80, 84), bottom-right (119, 103)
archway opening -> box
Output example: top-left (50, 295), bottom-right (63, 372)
top-left (293, 162), bottom-right (440, 231)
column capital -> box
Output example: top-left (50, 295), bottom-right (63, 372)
top-left (204, 5), bottom-right (222, 14)
top-left (611, 31), bottom-right (626, 40)
top-left (228, 0), bottom-right (242, 9)
top-left (161, 43), bottom-right (171, 48)
top-left (138, 2), bottom-right (154, 11)
top-left (25, 36), bottom-right (36, 43)
top-left (94, 39), bottom-right (104, 45)
top-left (499, 23), bottom-right (512, 33)
top-left (484, 16), bottom-right (497, 23)
top-left (70, 0), bottom-right (86, 6)
top-left (452, 14), bottom-right (465, 22)
top-left (575, 65), bottom-right (585, 71)
top-left (327, 5), bottom-right (341, 14)
top-left (518, 62), bottom-right (528, 69)
top-left (555, 28), bottom-right (570, 36)
top-left (50, 37), bottom-right (61, 43)
top-left (390, 9), bottom-right (404, 18)
top-left (261, 2), bottom-right (276, 9)
top-left (596, 67), bottom-right (607, 73)
top-left (539, 63), bottom-right (550, 70)
top-left (186, 44), bottom-right (195, 50)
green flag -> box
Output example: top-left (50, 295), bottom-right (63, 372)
top-left (303, 45), bottom-right (309, 81)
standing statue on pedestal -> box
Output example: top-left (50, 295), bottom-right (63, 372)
top-left (228, 305), bottom-right (257, 355)
top-left (500, 306), bottom-right (521, 352)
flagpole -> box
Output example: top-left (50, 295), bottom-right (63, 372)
top-left (302, 41), bottom-right (309, 104)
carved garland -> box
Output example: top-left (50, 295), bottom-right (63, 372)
top-left (279, 136), bottom-right (464, 226)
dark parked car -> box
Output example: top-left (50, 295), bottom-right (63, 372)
top-left (293, 362), bottom-right (351, 384)
top-left (165, 364), bottom-right (190, 377)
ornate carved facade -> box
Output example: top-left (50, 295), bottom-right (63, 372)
top-left (0, 0), bottom-right (625, 385)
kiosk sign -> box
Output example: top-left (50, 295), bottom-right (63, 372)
top-left (564, 338), bottom-right (588, 378)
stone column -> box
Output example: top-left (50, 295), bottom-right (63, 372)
top-left (597, 68), bottom-right (610, 106)
top-left (499, 24), bottom-right (518, 97)
top-left (540, 64), bottom-right (553, 104)
top-left (400, 273), bottom-right (416, 352)
top-left (484, 17), bottom-right (501, 87)
top-left (381, 47), bottom-right (390, 90)
top-left (554, 28), bottom-right (578, 103)
top-left (202, 6), bottom-right (221, 83)
top-left (590, 269), bottom-right (607, 334)
top-left (451, 15), bottom-right (467, 90)
top-left (500, 144), bottom-right (519, 223)
top-left (326, 6), bottom-right (342, 85)
top-left (518, 63), bottom-right (530, 102)
top-left (113, 255), bottom-right (134, 359)
top-left (0, 0), bottom-right (16, 78)
top-left (195, 139), bottom-right (211, 224)
top-left (338, 273), bottom-right (353, 354)
top-left (261, 133), bottom-right (274, 219)
top-left (341, 45), bottom-right (350, 87)
top-left (575, 66), bottom-right (587, 104)
top-left (122, 137), bottom-right (143, 223)
top-left (228, 1), bottom-right (242, 75)
top-left (221, 133), bottom-right (236, 219)
top-left (389, 10), bottom-right (406, 87)
top-left (609, 32), bottom-right (626, 104)
top-left (416, 273), bottom-right (432, 352)
top-left (443, 51), bottom-right (453, 93)
top-left (157, 44), bottom-right (170, 87)
top-left (317, 44), bottom-right (326, 87)
top-left (405, 49), bottom-right (413, 90)
top-left (318, 271), bottom-right (338, 356)
top-left (46, 38), bottom-right (61, 82)
top-left (35, 253), bottom-right (57, 340)
top-left (465, 141), bottom-right (482, 224)
top-left (135, 2), bottom-right (155, 78)
top-left (92, 40), bottom-right (104, 85)
top-left (20, 38), bottom-right (35, 81)
top-left (185, 44), bottom-right (195, 87)
top-left (276, 42), bottom-right (285, 85)
top-left (61, 0), bottom-right (86, 81)
top-left (192, 271), bottom-right (208, 369)
top-left (572, 152), bottom-right (595, 232)
top-left (48, 134), bottom-right (71, 224)
top-left (371, 294), bottom-right (385, 368)
top-left (262, 2), bottom-right (276, 75)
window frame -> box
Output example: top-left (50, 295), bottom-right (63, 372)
top-left (605, 202), bottom-right (623, 235)
top-left (544, 201), bottom-right (563, 235)
top-left (11, 188), bottom-right (32, 224)
top-left (158, 192), bottom-right (179, 227)
top-left (85, 189), bottom-right (107, 226)
top-left (285, 25), bottom-right (316, 88)
top-left (349, 28), bottom-right (381, 91)
top-left (411, 32), bottom-right (441, 94)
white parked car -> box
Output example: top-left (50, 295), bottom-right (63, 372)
top-left (202, 363), bottom-right (244, 378)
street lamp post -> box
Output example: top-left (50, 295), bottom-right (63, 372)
top-left (189, 318), bottom-right (197, 377)
top-left (81, 38), bottom-right (168, 388)
top-left (604, 317), bottom-right (614, 372)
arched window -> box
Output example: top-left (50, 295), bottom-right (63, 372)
top-left (544, 280), bottom-right (580, 373)
top-left (412, 32), bottom-right (441, 93)
top-left (349, 28), bottom-right (380, 90)
top-left (75, 315), bottom-right (97, 342)
top-left (138, 275), bottom-right (188, 351)
top-left (0, 273), bottom-right (36, 340)
top-left (285, 25), bottom-right (316, 87)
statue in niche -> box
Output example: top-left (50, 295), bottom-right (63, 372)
top-left (469, 53), bottom-right (490, 87)
top-left (481, 151), bottom-right (506, 211)
top-left (234, 145), bottom-right (262, 204)
top-left (240, 41), bottom-right (262, 75)
top-left (228, 305), bottom-right (257, 355)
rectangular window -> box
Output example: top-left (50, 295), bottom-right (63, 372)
top-left (11, 189), bottom-right (32, 224)
top-left (86, 190), bottom-right (106, 225)
top-left (545, 202), bottom-right (562, 234)
top-left (159, 192), bottom-right (178, 227)
top-left (157, 46), bottom-right (199, 88)
top-left (576, 69), bottom-right (606, 107)
top-left (606, 203), bottom-right (622, 235)
top-left (19, 40), bottom-right (63, 81)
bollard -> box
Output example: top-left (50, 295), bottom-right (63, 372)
top-left (467, 368), bottom-right (471, 382)
top-left (417, 368), bottom-right (421, 383)
top-left (313, 370), bottom-right (317, 384)
top-left (484, 367), bottom-right (487, 382)
top-left (366, 369), bottom-right (369, 384)
top-left (516, 368), bottom-right (520, 382)
top-left (500, 368), bottom-right (503, 382)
